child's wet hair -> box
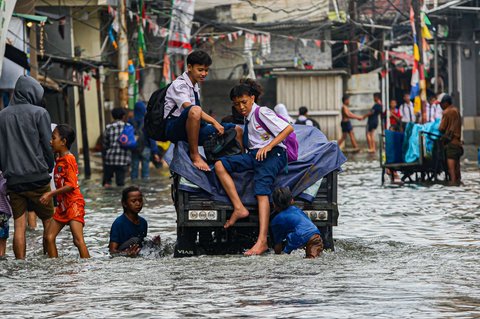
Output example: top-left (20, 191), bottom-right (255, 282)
top-left (229, 84), bottom-right (253, 101)
top-left (187, 50), bottom-right (212, 67)
top-left (121, 186), bottom-right (142, 203)
top-left (239, 78), bottom-right (263, 102)
top-left (55, 124), bottom-right (76, 149)
top-left (272, 187), bottom-right (293, 211)
top-left (342, 95), bottom-right (349, 104)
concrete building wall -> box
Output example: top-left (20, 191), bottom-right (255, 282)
top-left (203, 30), bottom-right (332, 81)
top-left (267, 33), bottom-right (332, 70)
top-left (73, 10), bottom-right (102, 151)
top-left (202, 38), bottom-right (248, 80)
top-left (224, 0), bottom-right (329, 24)
top-left (456, 14), bottom-right (480, 144)
top-left (141, 67), bottom-right (162, 101)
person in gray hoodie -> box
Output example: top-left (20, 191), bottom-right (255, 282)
top-left (0, 75), bottom-right (55, 259)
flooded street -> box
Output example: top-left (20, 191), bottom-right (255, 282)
top-left (0, 157), bottom-right (479, 318)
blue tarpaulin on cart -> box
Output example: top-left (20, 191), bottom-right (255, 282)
top-left (164, 125), bottom-right (346, 205)
top-left (403, 119), bottom-right (441, 163)
top-left (385, 130), bottom-right (404, 164)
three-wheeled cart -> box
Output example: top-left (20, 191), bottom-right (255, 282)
top-left (379, 130), bottom-right (449, 185)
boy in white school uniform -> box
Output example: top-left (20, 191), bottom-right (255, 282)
top-left (425, 95), bottom-right (443, 123)
top-left (163, 50), bottom-right (241, 171)
top-left (399, 92), bottom-right (416, 132)
top-left (214, 83), bottom-right (294, 256)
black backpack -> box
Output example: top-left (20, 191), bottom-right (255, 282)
top-left (144, 83), bottom-right (175, 141)
top-left (203, 128), bottom-right (241, 164)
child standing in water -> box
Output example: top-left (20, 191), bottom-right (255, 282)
top-left (0, 171), bottom-right (12, 257)
top-left (40, 124), bottom-right (90, 258)
top-left (337, 95), bottom-right (363, 151)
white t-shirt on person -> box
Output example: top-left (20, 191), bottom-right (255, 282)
top-left (164, 71), bottom-right (200, 119)
top-left (245, 103), bottom-right (289, 150)
top-left (425, 103), bottom-right (443, 122)
top-left (399, 102), bottom-right (415, 122)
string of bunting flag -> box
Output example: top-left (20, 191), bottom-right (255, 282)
top-left (106, 4), bottom-right (384, 59)
top-left (107, 5), bottom-right (169, 38)
top-left (195, 29), bottom-right (385, 59)
top-left (105, 4), bottom-right (433, 77)
top-left (409, 3), bottom-right (434, 113)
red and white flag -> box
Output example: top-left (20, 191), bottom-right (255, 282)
top-left (168, 0), bottom-right (195, 55)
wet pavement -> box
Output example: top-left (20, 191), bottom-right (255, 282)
top-left (0, 152), bottom-right (479, 318)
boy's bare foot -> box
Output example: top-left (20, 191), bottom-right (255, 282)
top-left (244, 240), bottom-right (268, 256)
top-left (191, 155), bottom-right (210, 171)
top-left (224, 208), bottom-right (249, 228)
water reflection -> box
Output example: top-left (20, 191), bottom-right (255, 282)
top-left (0, 159), bottom-right (478, 318)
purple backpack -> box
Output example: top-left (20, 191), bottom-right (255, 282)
top-left (254, 107), bottom-right (299, 163)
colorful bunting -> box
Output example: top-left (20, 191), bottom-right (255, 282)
top-left (413, 43), bottom-right (420, 61)
top-left (413, 96), bottom-right (421, 113)
top-left (422, 25), bottom-right (433, 40)
top-left (108, 25), bottom-right (117, 50)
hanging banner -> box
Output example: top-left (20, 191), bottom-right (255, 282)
top-left (168, 0), bottom-right (195, 55)
top-left (0, 0), bottom-right (17, 78)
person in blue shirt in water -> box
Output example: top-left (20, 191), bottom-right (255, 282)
top-left (270, 187), bottom-right (324, 258)
top-left (109, 186), bottom-right (148, 257)
top-left (363, 93), bottom-right (383, 153)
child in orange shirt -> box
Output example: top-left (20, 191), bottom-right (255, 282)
top-left (40, 124), bottom-right (90, 258)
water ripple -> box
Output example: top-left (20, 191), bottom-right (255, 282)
top-left (0, 161), bottom-right (479, 318)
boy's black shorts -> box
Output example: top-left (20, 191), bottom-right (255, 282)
top-left (341, 121), bottom-right (352, 133)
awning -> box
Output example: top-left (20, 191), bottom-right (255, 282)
top-left (12, 13), bottom-right (49, 23)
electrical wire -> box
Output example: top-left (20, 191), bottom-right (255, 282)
top-left (239, 0), bottom-right (328, 14)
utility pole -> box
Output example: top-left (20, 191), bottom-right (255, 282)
top-left (348, 0), bottom-right (358, 74)
top-left (29, 24), bottom-right (38, 79)
top-left (118, 0), bottom-right (129, 108)
top-left (434, 31), bottom-right (439, 94)
top-left (78, 71), bottom-right (91, 179)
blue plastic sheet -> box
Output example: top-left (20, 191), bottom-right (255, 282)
top-left (385, 130), bottom-right (404, 164)
top-left (403, 119), bottom-right (441, 163)
top-left (164, 125), bottom-right (347, 205)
